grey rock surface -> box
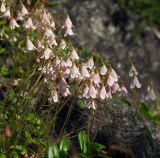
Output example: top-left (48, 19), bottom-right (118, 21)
top-left (64, 0), bottom-right (160, 88)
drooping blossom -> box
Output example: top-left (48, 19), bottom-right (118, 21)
top-left (9, 18), bottom-right (19, 29)
top-left (106, 85), bottom-right (112, 98)
top-left (82, 84), bottom-right (89, 99)
top-left (89, 84), bottom-right (97, 99)
top-left (24, 17), bottom-right (36, 30)
top-left (42, 9), bottom-right (50, 25)
top-left (70, 64), bottom-right (80, 79)
top-left (130, 75), bottom-right (141, 89)
top-left (62, 15), bottom-right (73, 29)
top-left (91, 72), bottom-right (101, 86)
top-left (70, 48), bottom-right (79, 61)
top-left (0, 3), bottom-right (6, 12)
top-left (26, 38), bottom-right (36, 51)
top-left (20, 4), bottom-right (29, 16)
top-left (100, 85), bottom-right (107, 100)
top-left (81, 64), bottom-right (90, 78)
top-left (86, 57), bottom-right (94, 70)
top-left (41, 48), bottom-right (52, 60)
top-left (60, 60), bottom-right (70, 75)
top-left (118, 85), bottom-right (128, 97)
top-left (129, 63), bottom-right (138, 77)
top-left (112, 83), bottom-right (119, 93)
top-left (88, 100), bottom-right (96, 110)
top-left (3, 8), bottom-right (10, 18)
top-left (100, 64), bottom-right (107, 75)
top-left (145, 85), bottom-right (156, 101)
top-left (48, 89), bottom-right (58, 103)
top-left (4, 125), bottom-right (12, 138)
top-left (64, 27), bottom-right (74, 37)
top-left (58, 77), bottom-right (70, 97)
top-left (59, 39), bottom-right (66, 49)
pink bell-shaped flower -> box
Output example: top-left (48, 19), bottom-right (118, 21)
top-left (100, 64), bottom-right (107, 75)
top-left (64, 27), bottom-right (74, 37)
top-left (86, 57), bottom-right (94, 70)
top-left (106, 85), bottom-right (112, 98)
top-left (145, 85), bottom-right (156, 101)
top-left (81, 64), bottom-right (90, 78)
top-left (0, 3), bottom-right (6, 13)
top-left (100, 85), bottom-right (107, 100)
top-left (129, 64), bottom-right (138, 77)
top-left (82, 84), bottom-right (89, 98)
top-left (20, 4), bottom-right (29, 16)
top-left (9, 18), bottom-right (19, 29)
top-left (48, 89), bottom-right (58, 103)
top-left (41, 48), bottom-right (52, 60)
top-left (70, 64), bottom-right (80, 79)
top-left (89, 84), bottom-right (97, 99)
top-left (130, 75), bottom-right (141, 89)
top-left (24, 17), bottom-right (36, 30)
top-left (62, 15), bottom-right (73, 29)
top-left (70, 48), bottom-right (79, 61)
top-left (26, 38), bottom-right (36, 51)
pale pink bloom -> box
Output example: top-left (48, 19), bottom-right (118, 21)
top-left (0, 3), bottom-right (6, 12)
top-left (81, 64), bottom-right (90, 78)
top-left (129, 64), bottom-right (138, 77)
top-left (48, 89), bottom-right (58, 103)
top-left (86, 57), bottom-right (94, 70)
top-left (88, 101), bottom-right (96, 110)
top-left (145, 85), bottom-right (156, 101)
top-left (20, 4), bottom-right (29, 16)
top-left (64, 27), bottom-right (74, 37)
top-left (3, 9), bottom-right (11, 18)
top-left (130, 75), bottom-right (141, 89)
top-left (100, 64), bottom-right (107, 75)
top-left (110, 68), bottom-right (119, 82)
top-left (89, 84), bottom-right (97, 99)
top-left (70, 48), bottom-right (79, 61)
top-left (24, 17), bottom-right (36, 30)
top-left (9, 18), bottom-right (19, 29)
top-left (82, 84), bottom-right (89, 98)
top-left (44, 29), bottom-right (55, 38)
top-left (42, 9), bottom-right (50, 25)
top-left (70, 64), bottom-right (80, 79)
top-left (62, 15), bottom-right (73, 29)
top-left (59, 39), bottom-right (66, 49)
top-left (60, 60), bottom-right (70, 75)
top-left (41, 48), bottom-right (52, 60)
top-left (50, 20), bottom-right (56, 29)
top-left (26, 38), bottom-right (36, 51)
top-left (49, 38), bottom-right (58, 46)
top-left (37, 40), bottom-right (44, 52)
top-left (100, 85), bottom-right (107, 100)
top-left (119, 85), bottom-right (128, 96)
top-left (106, 85), bottom-right (112, 98)
top-left (107, 74), bottom-right (115, 87)
top-left (112, 83), bottom-right (119, 93)
top-left (58, 77), bottom-right (70, 96)
top-left (66, 58), bottom-right (72, 67)
top-left (91, 72), bottom-right (101, 85)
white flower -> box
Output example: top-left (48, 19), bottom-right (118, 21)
top-left (82, 84), bottom-right (89, 98)
top-left (64, 27), bottom-right (74, 37)
top-left (129, 64), bottom-right (138, 77)
top-left (24, 17), bottom-right (36, 30)
top-left (48, 89), bottom-right (58, 103)
top-left (91, 72), bottom-right (101, 85)
top-left (41, 48), bottom-right (52, 60)
top-left (3, 9), bottom-right (10, 18)
top-left (112, 83), bottom-right (119, 93)
top-left (100, 64), bottom-right (107, 75)
top-left (70, 48), bottom-right (79, 61)
top-left (89, 84), bottom-right (97, 99)
top-left (42, 9), bottom-right (50, 25)
top-left (62, 15), bottom-right (73, 29)
top-left (26, 38), bottom-right (36, 51)
top-left (130, 75), bottom-right (141, 89)
top-left (59, 39), bottom-right (66, 49)
top-left (88, 101), bottom-right (96, 110)
top-left (0, 3), bottom-right (6, 12)
top-left (145, 85), bottom-right (156, 101)
top-left (70, 64), bottom-right (80, 79)
top-left (9, 19), bottom-right (19, 29)
top-left (100, 85), bottom-right (107, 100)
top-left (86, 57), bottom-right (94, 70)
top-left (20, 4), bottom-right (28, 16)
top-left (81, 64), bottom-right (90, 78)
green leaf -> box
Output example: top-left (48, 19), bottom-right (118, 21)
top-left (90, 143), bottom-right (106, 152)
top-left (11, 151), bottom-right (19, 158)
top-left (78, 131), bottom-right (88, 154)
top-left (0, 153), bottom-right (7, 158)
top-left (59, 137), bottom-right (71, 152)
top-left (1, 66), bottom-right (11, 77)
top-left (48, 146), bottom-right (54, 158)
top-left (82, 46), bottom-right (89, 59)
top-left (53, 145), bottom-right (60, 158)
top-left (76, 99), bottom-right (85, 109)
top-left (10, 145), bottom-right (27, 155)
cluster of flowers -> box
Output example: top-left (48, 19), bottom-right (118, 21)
top-left (0, 2), bottom-right (156, 109)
